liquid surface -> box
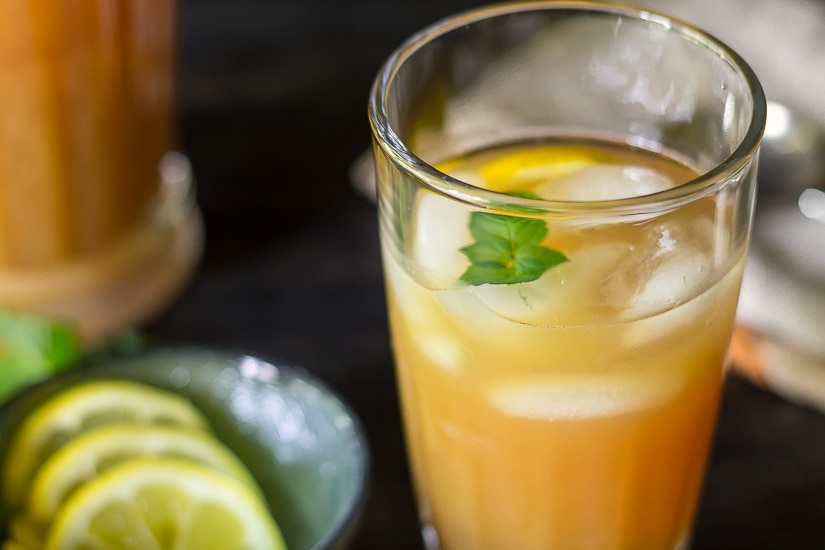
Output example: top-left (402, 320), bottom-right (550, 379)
top-left (381, 140), bottom-right (745, 549)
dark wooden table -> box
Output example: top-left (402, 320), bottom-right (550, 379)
top-left (145, 1), bottom-right (825, 547)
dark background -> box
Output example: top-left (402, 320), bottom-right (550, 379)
top-left (144, 1), bottom-right (825, 548)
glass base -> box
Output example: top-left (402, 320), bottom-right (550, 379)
top-left (417, 512), bottom-right (694, 550)
top-left (0, 152), bottom-right (204, 344)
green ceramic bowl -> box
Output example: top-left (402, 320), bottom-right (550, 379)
top-left (0, 347), bottom-right (370, 550)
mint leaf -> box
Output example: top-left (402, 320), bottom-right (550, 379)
top-left (459, 212), bottom-right (568, 285)
top-left (0, 311), bottom-right (82, 401)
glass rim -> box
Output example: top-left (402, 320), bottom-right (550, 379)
top-left (368, 0), bottom-right (767, 217)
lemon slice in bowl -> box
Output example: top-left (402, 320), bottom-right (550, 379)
top-left (2, 380), bottom-right (210, 509)
top-left (27, 423), bottom-right (261, 527)
top-left (44, 457), bottom-right (286, 550)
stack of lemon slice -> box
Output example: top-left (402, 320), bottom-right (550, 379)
top-left (0, 380), bottom-right (286, 550)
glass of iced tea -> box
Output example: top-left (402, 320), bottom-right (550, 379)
top-left (369, 3), bottom-right (765, 549)
top-left (0, 1), bottom-right (202, 342)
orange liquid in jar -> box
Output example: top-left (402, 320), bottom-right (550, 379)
top-left (382, 140), bottom-right (744, 549)
top-left (0, 1), bottom-right (176, 268)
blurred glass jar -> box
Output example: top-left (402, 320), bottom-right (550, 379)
top-left (0, 1), bottom-right (202, 342)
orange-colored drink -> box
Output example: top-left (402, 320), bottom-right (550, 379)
top-left (0, 1), bottom-right (176, 267)
top-left (370, 4), bottom-right (765, 548)
top-left (381, 141), bottom-right (745, 549)
top-left (0, 1), bottom-right (201, 340)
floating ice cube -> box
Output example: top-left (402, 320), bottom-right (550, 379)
top-left (382, 250), bottom-right (464, 373)
top-left (415, 332), bottom-right (463, 373)
top-left (383, 248), bottom-right (435, 325)
top-left (436, 286), bottom-right (525, 338)
top-left (470, 243), bottom-right (629, 325)
top-left (618, 247), bottom-right (714, 348)
top-left (622, 286), bottom-right (706, 350)
top-left (487, 370), bottom-right (682, 420)
top-left (626, 248), bottom-right (711, 319)
top-left (412, 191), bottom-right (472, 287)
top-left (534, 164), bottom-right (674, 201)
top-left (622, 256), bottom-right (740, 349)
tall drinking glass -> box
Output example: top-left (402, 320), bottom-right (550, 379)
top-left (369, 3), bottom-right (765, 549)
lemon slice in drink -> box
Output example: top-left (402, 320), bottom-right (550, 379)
top-left (2, 380), bottom-right (210, 509)
top-left (44, 457), bottom-right (286, 550)
top-left (27, 423), bottom-right (260, 527)
top-left (476, 145), bottom-right (613, 193)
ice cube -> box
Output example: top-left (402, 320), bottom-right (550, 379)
top-left (487, 369), bottom-right (682, 420)
top-left (383, 246), bottom-right (436, 325)
top-left (622, 285), bottom-right (707, 349)
top-left (622, 255), bottom-right (740, 349)
top-left (382, 250), bottom-right (465, 373)
top-left (618, 247), bottom-right (714, 348)
top-left (436, 286), bottom-right (526, 339)
top-left (534, 164), bottom-right (674, 201)
top-left (414, 332), bottom-right (463, 373)
top-left (470, 243), bottom-right (629, 326)
top-left (626, 248), bottom-right (711, 319)
top-left (412, 191), bottom-right (472, 287)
